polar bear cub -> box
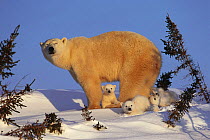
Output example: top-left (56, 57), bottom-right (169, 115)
top-left (150, 88), bottom-right (179, 107)
top-left (101, 84), bottom-right (120, 108)
top-left (122, 95), bottom-right (150, 115)
top-left (149, 91), bottom-right (161, 112)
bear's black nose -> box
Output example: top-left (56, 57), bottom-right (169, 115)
top-left (48, 47), bottom-right (54, 54)
top-left (108, 90), bottom-right (111, 93)
top-left (128, 108), bottom-right (132, 111)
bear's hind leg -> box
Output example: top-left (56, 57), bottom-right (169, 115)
top-left (118, 76), bottom-right (153, 102)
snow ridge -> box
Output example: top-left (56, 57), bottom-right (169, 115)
top-left (0, 89), bottom-right (209, 140)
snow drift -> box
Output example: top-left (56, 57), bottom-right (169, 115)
top-left (0, 89), bottom-right (209, 140)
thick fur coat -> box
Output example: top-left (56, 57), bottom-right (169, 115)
top-left (40, 31), bottom-right (162, 109)
top-left (101, 84), bottom-right (119, 108)
top-left (151, 88), bottom-right (179, 107)
top-left (122, 95), bottom-right (150, 115)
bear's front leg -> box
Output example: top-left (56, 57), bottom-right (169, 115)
top-left (81, 78), bottom-right (102, 109)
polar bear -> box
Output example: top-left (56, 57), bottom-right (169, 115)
top-left (122, 95), bottom-right (150, 115)
top-left (149, 91), bottom-right (161, 112)
top-left (101, 84), bottom-right (120, 108)
top-left (151, 88), bottom-right (179, 107)
top-left (40, 31), bottom-right (162, 109)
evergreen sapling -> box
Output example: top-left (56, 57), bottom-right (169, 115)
top-left (157, 14), bottom-right (210, 127)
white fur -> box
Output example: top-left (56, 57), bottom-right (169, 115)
top-left (151, 88), bottom-right (179, 107)
top-left (149, 92), bottom-right (160, 112)
top-left (101, 84), bottom-right (119, 108)
top-left (122, 95), bottom-right (150, 115)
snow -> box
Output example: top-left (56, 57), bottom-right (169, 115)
top-left (0, 89), bottom-right (209, 140)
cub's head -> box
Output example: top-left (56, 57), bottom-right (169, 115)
top-left (40, 38), bottom-right (68, 61)
top-left (101, 84), bottom-right (116, 94)
top-left (149, 88), bottom-right (160, 105)
top-left (122, 101), bottom-right (134, 114)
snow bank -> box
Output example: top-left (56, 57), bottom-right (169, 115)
top-left (0, 89), bottom-right (209, 140)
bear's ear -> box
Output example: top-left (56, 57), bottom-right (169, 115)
top-left (120, 102), bottom-right (124, 107)
top-left (101, 86), bottom-right (105, 91)
top-left (61, 37), bottom-right (67, 44)
top-left (40, 42), bottom-right (43, 47)
top-left (113, 85), bottom-right (116, 88)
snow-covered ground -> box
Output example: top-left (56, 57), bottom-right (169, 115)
top-left (0, 89), bottom-right (209, 140)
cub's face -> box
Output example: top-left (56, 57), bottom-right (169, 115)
top-left (122, 101), bottom-right (134, 114)
top-left (40, 38), bottom-right (67, 61)
top-left (149, 89), bottom-right (160, 105)
top-left (101, 84), bottom-right (116, 94)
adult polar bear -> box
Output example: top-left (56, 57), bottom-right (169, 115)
top-left (40, 31), bottom-right (161, 109)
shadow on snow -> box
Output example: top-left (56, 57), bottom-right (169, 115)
top-left (38, 89), bottom-right (88, 111)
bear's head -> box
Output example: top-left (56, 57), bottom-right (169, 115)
top-left (101, 84), bottom-right (116, 94)
top-left (40, 38), bottom-right (67, 58)
top-left (40, 38), bottom-right (70, 69)
top-left (149, 90), bottom-right (160, 106)
top-left (122, 100), bottom-right (134, 114)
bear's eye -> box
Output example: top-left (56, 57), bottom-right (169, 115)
top-left (125, 106), bottom-right (127, 108)
top-left (111, 88), bottom-right (112, 90)
top-left (106, 88), bottom-right (108, 90)
top-left (131, 105), bottom-right (132, 107)
top-left (54, 43), bottom-right (58, 45)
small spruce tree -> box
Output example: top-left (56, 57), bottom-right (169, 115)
top-left (81, 105), bottom-right (95, 121)
top-left (0, 26), bottom-right (63, 139)
top-left (0, 25), bottom-right (35, 126)
top-left (156, 14), bottom-right (210, 127)
top-left (0, 25), bottom-right (20, 80)
top-left (5, 113), bottom-right (63, 140)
